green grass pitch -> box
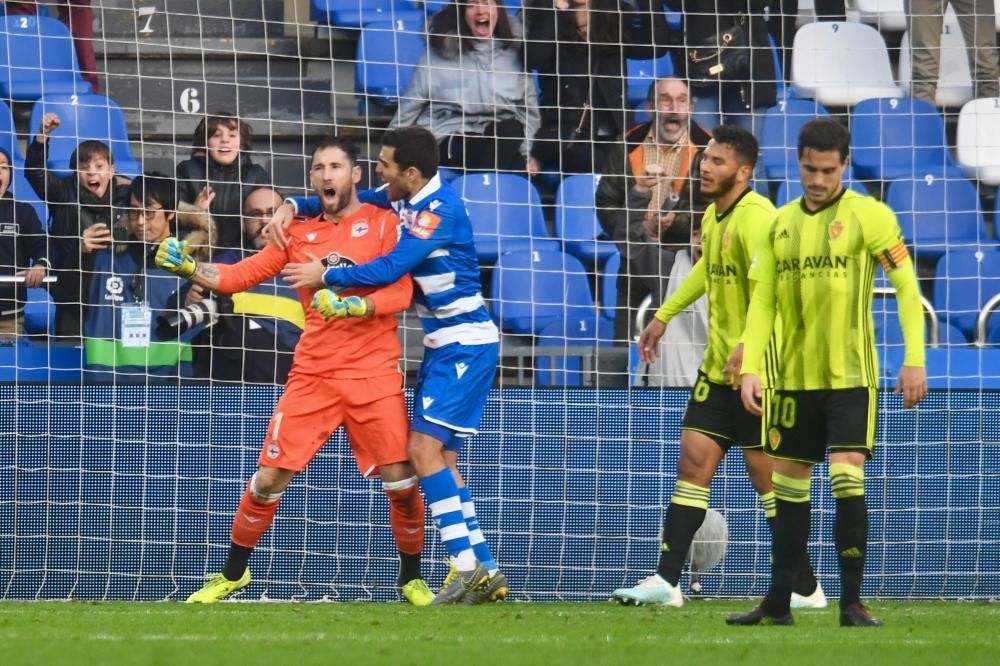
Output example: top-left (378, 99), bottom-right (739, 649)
top-left (2, 601), bottom-right (996, 665)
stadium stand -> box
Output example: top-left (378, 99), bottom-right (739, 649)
top-left (354, 18), bottom-right (425, 113)
top-left (885, 175), bottom-right (992, 261)
top-left (554, 173), bottom-right (616, 263)
top-left (898, 15), bottom-right (975, 108)
top-left (0, 15), bottom-right (93, 101)
top-left (760, 99), bottom-right (832, 181)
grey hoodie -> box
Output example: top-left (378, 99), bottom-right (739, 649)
top-left (390, 32), bottom-right (540, 159)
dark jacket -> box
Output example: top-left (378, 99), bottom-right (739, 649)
top-left (0, 192), bottom-right (48, 317)
top-left (82, 203), bottom-right (214, 381)
top-left (191, 247), bottom-right (303, 384)
top-left (524, 0), bottom-right (670, 172)
top-left (596, 120), bottom-right (712, 340)
top-left (25, 138), bottom-right (132, 338)
top-left (176, 153), bottom-right (270, 254)
top-left (669, 0), bottom-right (777, 111)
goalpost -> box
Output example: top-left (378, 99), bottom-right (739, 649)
top-left (0, 0), bottom-right (997, 601)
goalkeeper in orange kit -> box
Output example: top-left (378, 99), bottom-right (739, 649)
top-left (156, 137), bottom-right (433, 605)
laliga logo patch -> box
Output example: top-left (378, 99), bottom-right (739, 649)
top-left (768, 428), bottom-right (782, 451)
top-left (351, 221), bottom-right (368, 238)
top-left (829, 220), bottom-right (844, 241)
top-left (104, 276), bottom-right (125, 302)
top-left (266, 441), bottom-right (281, 460)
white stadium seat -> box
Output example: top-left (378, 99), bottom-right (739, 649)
top-left (791, 21), bottom-right (902, 106)
top-left (898, 15), bottom-right (976, 108)
top-left (956, 97), bottom-right (1000, 185)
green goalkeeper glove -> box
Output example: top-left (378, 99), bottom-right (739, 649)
top-left (155, 237), bottom-right (197, 278)
top-left (312, 289), bottom-right (368, 320)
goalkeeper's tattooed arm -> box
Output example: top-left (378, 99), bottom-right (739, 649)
top-left (155, 236), bottom-right (288, 294)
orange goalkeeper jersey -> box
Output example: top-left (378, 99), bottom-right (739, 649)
top-left (213, 204), bottom-right (412, 379)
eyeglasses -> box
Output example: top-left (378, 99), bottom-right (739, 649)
top-left (126, 206), bottom-right (165, 221)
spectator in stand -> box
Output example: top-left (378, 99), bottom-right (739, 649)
top-left (667, 0), bottom-right (776, 136)
top-left (908, 0), bottom-right (1000, 103)
top-left (186, 187), bottom-right (304, 384)
top-left (392, 0), bottom-right (540, 173)
top-left (82, 173), bottom-right (214, 380)
top-left (176, 112), bottom-right (271, 254)
top-left (523, 0), bottom-right (670, 176)
top-left (0, 147), bottom-right (49, 338)
top-left (4, 1), bottom-right (101, 92)
top-left (26, 111), bottom-right (132, 339)
top-left (596, 77), bottom-right (711, 343)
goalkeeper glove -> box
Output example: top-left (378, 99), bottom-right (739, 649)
top-left (155, 237), bottom-right (197, 278)
top-left (312, 290), bottom-right (368, 320)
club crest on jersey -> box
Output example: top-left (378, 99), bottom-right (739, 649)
top-left (409, 211), bottom-right (441, 240)
top-left (829, 220), bottom-right (844, 240)
top-left (768, 428), bottom-right (782, 451)
top-left (722, 232), bottom-right (731, 250)
top-left (351, 221), bottom-right (369, 238)
top-left (323, 252), bottom-right (358, 269)
top-left (266, 441), bottom-right (280, 459)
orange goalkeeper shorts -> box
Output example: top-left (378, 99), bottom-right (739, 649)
top-left (259, 371), bottom-right (409, 476)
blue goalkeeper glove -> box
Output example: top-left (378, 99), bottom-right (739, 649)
top-left (312, 289), bottom-right (368, 320)
top-left (155, 237), bottom-right (197, 278)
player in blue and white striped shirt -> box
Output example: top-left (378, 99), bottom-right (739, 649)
top-left (276, 127), bottom-right (506, 605)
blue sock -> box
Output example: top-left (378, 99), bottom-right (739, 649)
top-left (420, 468), bottom-right (475, 570)
top-left (458, 486), bottom-right (498, 575)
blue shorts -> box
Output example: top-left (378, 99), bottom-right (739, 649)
top-left (411, 342), bottom-right (498, 452)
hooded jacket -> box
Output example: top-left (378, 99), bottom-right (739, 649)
top-left (83, 203), bottom-right (214, 380)
top-left (25, 138), bottom-right (132, 337)
top-left (390, 27), bottom-right (540, 158)
top-left (176, 152), bottom-right (270, 254)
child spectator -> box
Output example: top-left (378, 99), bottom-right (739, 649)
top-left (0, 147), bottom-right (49, 338)
top-left (176, 113), bottom-right (271, 254)
top-left (26, 111), bottom-right (132, 339)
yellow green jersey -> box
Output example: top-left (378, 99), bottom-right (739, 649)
top-left (742, 189), bottom-right (925, 390)
top-left (654, 189), bottom-right (777, 386)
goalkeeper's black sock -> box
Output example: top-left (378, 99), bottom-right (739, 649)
top-left (397, 552), bottom-right (422, 586)
top-left (655, 481), bottom-right (710, 587)
top-left (222, 543), bottom-right (253, 581)
top-left (835, 495), bottom-right (868, 609)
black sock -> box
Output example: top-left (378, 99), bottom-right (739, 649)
top-left (836, 495), bottom-right (868, 608)
top-left (762, 499), bottom-right (811, 615)
top-left (656, 503), bottom-right (707, 587)
top-left (767, 516), bottom-right (818, 597)
top-left (222, 543), bottom-right (253, 581)
top-left (398, 552), bottom-right (422, 586)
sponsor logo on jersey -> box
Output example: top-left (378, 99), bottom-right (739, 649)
top-left (351, 222), bottom-right (369, 238)
top-left (323, 252), bottom-right (358, 269)
top-left (829, 220), bottom-right (844, 240)
top-left (776, 229), bottom-right (790, 240)
top-left (0, 223), bottom-right (17, 235)
top-left (708, 263), bottom-right (738, 277)
top-left (408, 211), bottom-right (442, 240)
top-left (776, 255), bottom-right (849, 273)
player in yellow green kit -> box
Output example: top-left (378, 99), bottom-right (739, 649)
top-left (727, 118), bottom-right (927, 628)
top-left (612, 126), bottom-right (821, 608)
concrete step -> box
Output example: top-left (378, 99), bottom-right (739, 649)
top-left (95, 0), bottom-right (284, 39)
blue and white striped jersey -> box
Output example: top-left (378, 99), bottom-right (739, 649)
top-left (292, 174), bottom-right (498, 348)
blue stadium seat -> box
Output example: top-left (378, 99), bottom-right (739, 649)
top-left (0, 98), bottom-right (23, 164)
top-left (7, 164), bottom-right (49, 227)
top-left (850, 97), bottom-right (966, 181)
top-left (355, 19), bottom-right (425, 112)
top-left (311, 0), bottom-right (421, 28)
top-left (933, 249), bottom-right (1000, 340)
top-left (760, 99), bottom-right (830, 181)
top-left (535, 316), bottom-right (614, 386)
top-left (555, 174), bottom-right (616, 263)
top-left (626, 50), bottom-right (674, 109)
top-left (774, 170), bottom-right (866, 206)
top-left (925, 347), bottom-right (1000, 388)
top-left (23, 287), bottom-right (54, 334)
top-left (873, 296), bottom-right (967, 347)
top-left (490, 249), bottom-right (596, 335)
top-left (601, 250), bottom-right (620, 323)
top-left (28, 94), bottom-right (142, 178)
top-left (0, 339), bottom-right (82, 382)
top-left (885, 176), bottom-right (990, 261)
top-left (452, 172), bottom-right (558, 262)
top-left (0, 15), bottom-right (92, 101)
